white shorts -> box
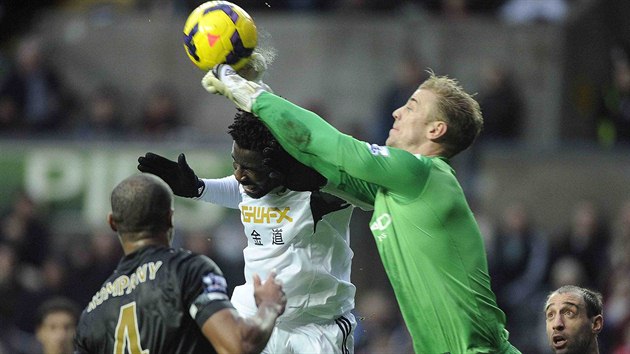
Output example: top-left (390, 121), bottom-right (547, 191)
top-left (262, 312), bottom-right (355, 354)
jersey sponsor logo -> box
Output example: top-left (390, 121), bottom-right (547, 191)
top-left (366, 143), bottom-right (390, 157)
top-left (87, 261), bottom-right (163, 313)
top-left (370, 213), bottom-right (392, 231)
top-left (370, 213), bottom-right (392, 241)
top-left (241, 206), bottom-right (293, 224)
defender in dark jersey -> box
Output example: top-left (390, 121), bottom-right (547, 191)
top-left (73, 174), bottom-right (285, 354)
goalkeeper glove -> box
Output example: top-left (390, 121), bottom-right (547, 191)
top-left (202, 64), bottom-right (267, 112)
top-left (238, 52), bottom-right (267, 84)
top-left (137, 152), bottom-right (205, 198)
top-left (241, 52), bottom-right (273, 93)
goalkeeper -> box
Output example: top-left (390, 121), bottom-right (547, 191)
top-left (202, 65), bottom-right (521, 353)
top-left (138, 109), bottom-right (356, 354)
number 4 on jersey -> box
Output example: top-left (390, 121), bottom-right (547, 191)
top-left (114, 302), bottom-right (149, 354)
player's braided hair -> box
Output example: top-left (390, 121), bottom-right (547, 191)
top-left (227, 109), bottom-right (326, 191)
top-left (227, 109), bottom-right (278, 153)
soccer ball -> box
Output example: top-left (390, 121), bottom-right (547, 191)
top-left (183, 1), bottom-right (257, 71)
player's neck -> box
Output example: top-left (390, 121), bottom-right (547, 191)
top-left (120, 233), bottom-right (170, 255)
top-left (589, 340), bottom-right (600, 354)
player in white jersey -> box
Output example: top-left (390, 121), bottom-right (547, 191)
top-left (138, 110), bottom-right (356, 354)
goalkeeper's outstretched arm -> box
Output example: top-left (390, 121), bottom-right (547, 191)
top-left (203, 64), bottom-right (421, 199)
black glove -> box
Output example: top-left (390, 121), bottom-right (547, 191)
top-left (262, 142), bottom-right (326, 192)
top-left (137, 152), bottom-right (204, 198)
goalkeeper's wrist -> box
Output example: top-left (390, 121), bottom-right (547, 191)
top-left (252, 87), bottom-right (266, 106)
top-left (194, 178), bottom-right (205, 198)
top-left (250, 89), bottom-right (269, 114)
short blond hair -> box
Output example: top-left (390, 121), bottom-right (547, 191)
top-left (420, 71), bottom-right (483, 157)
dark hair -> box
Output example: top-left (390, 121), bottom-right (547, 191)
top-left (227, 109), bottom-right (327, 191)
top-left (546, 285), bottom-right (603, 318)
top-left (36, 297), bottom-right (80, 327)
top-left (227, 109), bottom-right (278, 153)
top-left (110, 174), bottom-right (172, 234)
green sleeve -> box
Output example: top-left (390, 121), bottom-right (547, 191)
top-left (252, 92), bottom-right (429, 201)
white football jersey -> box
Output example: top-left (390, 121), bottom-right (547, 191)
top-left (199, 176), bottom-right (355, 325)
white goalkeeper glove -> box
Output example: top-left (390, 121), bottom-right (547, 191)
top-left (240, 52), bottom-right (274, 93)
top-left (239, 52), bottom-right (267, 84)
top-left (202, 64), bottom-right (268, 112)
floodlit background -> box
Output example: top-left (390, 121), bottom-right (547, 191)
top-left (1, 1), bottom-right (629, 353)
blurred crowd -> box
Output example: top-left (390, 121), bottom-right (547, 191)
top-left (0, 35), bottom-right (188, 141)
top-left (1, 0), bottom-right (623, 144)
top-left (483, 200), bottom-right (630, 353)
top-left (1, 1), bottom-right (627, 145)
top-left (1, 1), bottom-right (630, 354)
top-left (0, 0), bottom-right (580, 23)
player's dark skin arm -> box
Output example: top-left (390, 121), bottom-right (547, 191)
top-left (201, 273), bottom-right (285, 354)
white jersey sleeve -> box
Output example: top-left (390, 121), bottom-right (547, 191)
top-left (197, 175), bottom-right (242, 209)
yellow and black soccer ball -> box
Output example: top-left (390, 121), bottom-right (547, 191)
top-left (183, 1), bottom-right (257, 71)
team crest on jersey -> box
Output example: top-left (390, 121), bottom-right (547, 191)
top-left (366, 143), bottom-right (390, 157)
top-left (202, 273), bottom-right (228, 294)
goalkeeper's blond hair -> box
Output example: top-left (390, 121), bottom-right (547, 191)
top-left (420, 70), bottom-right (483, 158)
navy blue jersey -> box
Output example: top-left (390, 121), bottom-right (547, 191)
top-left (74, 246), bottom-right (234, 354)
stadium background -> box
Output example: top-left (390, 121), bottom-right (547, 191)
top-left (1, 0), bottom-right (629, 353)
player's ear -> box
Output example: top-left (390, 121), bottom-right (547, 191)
top-left (167, 209), bottom-right (174, 229)
top-left (427, 120), bottom-right (447, 140)
top-left (592, 314), bottom-right (603, 334)
top-left (107, 212), bottom-right (118, 232)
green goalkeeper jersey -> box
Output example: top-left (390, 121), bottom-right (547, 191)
top-left (253, 92), bottom-right (519, 354)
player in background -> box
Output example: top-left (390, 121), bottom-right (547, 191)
top-left (73, 174), bottom-right (285, 354)
top-left (202, 64), bottom-right (521, 353)
top-left (544, 285), bottom-right (604, 354)
top-left (138, 109), bottom-right (356, 354)
top-left (35, 297), bottom-right (80, 354)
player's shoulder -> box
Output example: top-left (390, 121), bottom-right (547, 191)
top-left (406, 152), bottom-right (451, 172)
top-left (365, 143), bottom-right (431, 167)
top-left (427, 156), bottom-right (454, 175)
top-left (170, 248), bottom-right (224, 274)
top-left (138, 246), bottom-right (222, 275)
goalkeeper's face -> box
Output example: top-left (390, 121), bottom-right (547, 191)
top-left (232, 142), bottom-right (282, 199)
top-left (387, 88), bottom-right (442, 154)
